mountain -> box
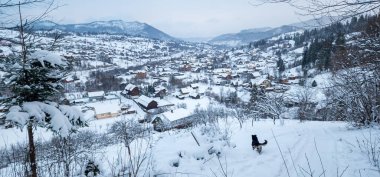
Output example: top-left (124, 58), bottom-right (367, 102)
top-left (33, 20), bottom-right (176, 41)
top-left (209, 25), bottom-right (301, 47)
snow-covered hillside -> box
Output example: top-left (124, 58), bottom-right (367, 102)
top-left (1, 117), bottom-right (378, 177)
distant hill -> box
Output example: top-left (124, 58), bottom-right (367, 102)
top-left (209, 17), bottom-right (336, 47)
top-left (33, 20), bottom-right (176, 41)
top-left (209, 25), bottom-right (301, 47)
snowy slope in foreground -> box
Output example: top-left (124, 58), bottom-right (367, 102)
top-left (1, 119), bottom-right (378, 177)
top-left (146, 120), bottom-right (377, 177)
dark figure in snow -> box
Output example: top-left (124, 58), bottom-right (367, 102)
top-left (251, 135), bottom-right (268, 154)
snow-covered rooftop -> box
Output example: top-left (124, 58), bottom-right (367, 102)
top-left (88, 91), bottom-right (105, 97)
top-left (158, 108), bottom-right (193, 122)
top-left (135, 95), bottom-right (156, 107)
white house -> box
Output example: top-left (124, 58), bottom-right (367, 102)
top-left (88, 91), bottom-right (105, 101)
top-left (152, 108), bottom-right (194, 131)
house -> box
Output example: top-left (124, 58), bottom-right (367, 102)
top-left (180, 64), bottom-right (192, 72)
top-left (0, 105), bottom-right (8, 113)
top-left (192, 67), bottom-right (201, 73)
top-left (154, 86), bottom-right (167, 98)
top-left (252, 79), bottom-right (271, 89)
top-left (90, 100), bottom-right (121, 119)
top-left (219, 73), bottom-right (232, 80)
top-left (190, 83), bottom-right (199, 89)
top-left (189, 92), bottom-right (200, 99)
top-left (180, 87), bottom-right (192, 95)
top-left (175, 93), bottom-right (186, 100)
top-left (64, 92), bottom-right (86, 101)
top-left (87, 91), bottom-right (105, 101)
top-left (136, 70), bottom-right (147, 79)
top-left (120, 104), bottom-right (136, 115)
top-left (288, 74), bottom-right (299, 80)
top-left (252, 72), bottom-right (261, 78)
top-left (152, 108), bottom-right (194, 131)
top-left (280, 79), bottom-right (289, 85)
top-left (135, 95), bottom-right (158, 110)
top-left (124, 84), bottom-right (140, 96)
top-left (96, 112), bottom-right (119, 119)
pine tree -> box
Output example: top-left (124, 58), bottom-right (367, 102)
top-left (1, 6), bottom-right (86, 177)
top-left (331, 32), bottom-right (348, 71)
top-left (312, 80), bottom-right (317, 87)
top-left (277, 55), bottom-right (285, 74)
top-left (250, 84), bottom-right (259, 104)
top-left (302, 47), bottom-right (309, 70)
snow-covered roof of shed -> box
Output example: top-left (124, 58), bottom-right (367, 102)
top-left (64, 92), bottom-right (86, 100)
top-left (251, 78), bottom-right (268, 85)
top-left (190, 83), bottom-right (199, 88)
top-left (158, 108), bottom-right (193, 122)
top-left (252, 72), bottom-right (261, 77)
top-left (86, 100), bottom-right (121, 114)
top-left (180, 87), bottom-right (193, 94)
top-left (88, 91), bottom-right (105, 97)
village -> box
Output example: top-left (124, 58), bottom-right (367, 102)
top-left (1, 1), bottom-right (379, 175)
top-left (39, 31), bottom-right (316, 133)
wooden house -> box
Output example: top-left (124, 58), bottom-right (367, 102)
top-left (136, 71), bottom-right (147, 79)
top-left (124, 84), bottom-right (140, 96)
top-left (135, 95), bottom-right (158, 110)
top-left (154, 86), bottom-right (167, 98)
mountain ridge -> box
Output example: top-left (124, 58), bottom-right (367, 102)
top-left (32, 20), bottom-right (176, 41)
top-left (209, 17), bottom-right (336, 47)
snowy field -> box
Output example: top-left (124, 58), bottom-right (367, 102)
top-left (147, 120), bottom-right (379, 177)
top-left (1, 118), bottom-right (379, 177)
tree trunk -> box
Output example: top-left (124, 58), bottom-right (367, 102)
top-left (63, 138), bottom-right (70, 177)
top-left (27, 124), bottom-right (37, 177)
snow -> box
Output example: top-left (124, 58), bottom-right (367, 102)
top-left (124, 83), bottom-right (136, 91)
top-left (158, 108), bottom-right (193, 122)
top-left (149, 120), bottom-right (378, 177)
top-left (84, 99), bottom-right (121, 115)
top-left (135, 95), bottom-right (156, 107)
top-left (30, 50), bottom-right (67, 67)
top-left (5, 102), bottom-right (85, 137)
top-left (88, 91), bottom-right (105, 97)
top-left (2, 107), bottom-right (379, 177)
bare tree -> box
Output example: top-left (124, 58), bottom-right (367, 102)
top-left (329, 63), bottom-right (380, 126)
top-left (293, 87), bottom-right (316, 122)
top-left (256, 0), bottom-right (380, 23)
top-left (108, 119), bottom-right (152, 177)
top-left (256, 93), bottom-right (287, 125)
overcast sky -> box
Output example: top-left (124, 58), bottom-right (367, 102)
top-left (41, 0), bottom-right (305, 38)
